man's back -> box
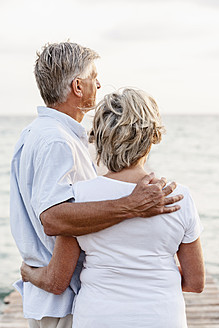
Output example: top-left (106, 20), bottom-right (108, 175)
top-left (10, 106), bottom-right (96, 319)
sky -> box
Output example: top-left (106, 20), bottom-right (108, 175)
top-left (0, 0), bottom-right (219, 115)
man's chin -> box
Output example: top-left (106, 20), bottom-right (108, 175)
top-left (85, 101), bottom-right (96, 111)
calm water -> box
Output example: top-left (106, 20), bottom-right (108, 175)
top-left (0, 114), bottom-right (219, 311)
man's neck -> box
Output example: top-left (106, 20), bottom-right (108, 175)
top-left (52, 102), bottom-right (84, 123)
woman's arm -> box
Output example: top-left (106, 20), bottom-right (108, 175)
top-left (21, 236), bottom-right (80, 295)
top-left (177, 237), bottom-right (205, 293)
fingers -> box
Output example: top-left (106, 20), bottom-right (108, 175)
top-left (162, 182), bottom-right (177, 196)
top-left (21, 261), bottom-right (27, 269)
top-left (20, 262), bottom-right (24, 271)
top-left (20, 262), bottom-right (30, 282)
top-left (162, 205), bottom-right (181, 214)
top-left (140, 172), bottom-right (155, 185)
top-left (164, 194), bottom-right (184, 205)
top-left (155, 177), bottom-right (167, 190)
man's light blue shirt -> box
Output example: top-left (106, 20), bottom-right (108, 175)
top-left (10, 106), bottom-right (97, 319)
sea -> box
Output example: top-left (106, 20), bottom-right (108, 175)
top-left (0, 114), bottom-right (219, 312)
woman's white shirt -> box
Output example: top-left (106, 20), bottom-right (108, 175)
top-left (72, 177), bottom-right (203, 328)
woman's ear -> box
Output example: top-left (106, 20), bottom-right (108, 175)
top-left (72, 78), bottom-right (83, 98)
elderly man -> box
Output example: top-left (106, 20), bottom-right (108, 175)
top-left (10, 42), bottom-right (182, 328)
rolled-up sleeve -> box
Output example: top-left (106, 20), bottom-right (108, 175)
top-left (31, 141), bottom-right (76, 219)
top-left (182, 190), bottom-right (203, 244)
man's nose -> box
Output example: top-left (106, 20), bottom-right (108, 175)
top-left (96, 79), bottom-right (101, 89)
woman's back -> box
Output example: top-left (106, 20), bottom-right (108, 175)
top-left (72, 176), bottom-right (202, 328)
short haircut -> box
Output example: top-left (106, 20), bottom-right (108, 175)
top-left (34, 42), bottom-right (100, 106)
top-left (90, 88), bottom-right (165, 172)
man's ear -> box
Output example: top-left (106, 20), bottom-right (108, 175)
top-left (72, 78), bottom-right (83, 98)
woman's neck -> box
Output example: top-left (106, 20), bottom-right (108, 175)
top-left (104, 161), bottom-right (149, 184)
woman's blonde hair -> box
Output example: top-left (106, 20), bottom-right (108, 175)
top-left (90, 88), bottom-right (165, 172)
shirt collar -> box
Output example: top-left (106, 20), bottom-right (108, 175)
top-left (37, 106), bottom-right (87, 139)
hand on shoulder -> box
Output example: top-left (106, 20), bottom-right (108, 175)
top-left (128, 173), bottom-right (184, 218)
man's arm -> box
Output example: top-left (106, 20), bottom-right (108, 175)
top-left (41, 174), bottom-right (183, 236)
top-left (21, 236), bottom-right (80, 295)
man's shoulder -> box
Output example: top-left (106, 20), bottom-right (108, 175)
top-left (26, 116), bottom-right (77, 146)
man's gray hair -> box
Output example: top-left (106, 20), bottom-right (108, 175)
top-left (34, 42), bottom-right (100, 106)
top-left (90, 88), bottom-right (165, 172)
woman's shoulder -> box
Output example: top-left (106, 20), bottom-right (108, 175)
top-left (164, 182), bottom-right (196, 216)
top-left (73, 176), bottom-right (135, 202)
top-left (169, 183), bottom-right (190, 198)
top-left (169, 182), bottom-right (200, 221)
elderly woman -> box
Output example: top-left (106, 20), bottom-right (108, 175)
top-left (22, 88), bottom-right (205, 328)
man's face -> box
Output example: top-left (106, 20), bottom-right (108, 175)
top-left (80, 63), bottom-right (101, 109)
